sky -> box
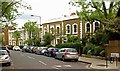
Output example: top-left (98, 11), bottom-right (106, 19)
top-left (14, 0), bottom-right (77, 28)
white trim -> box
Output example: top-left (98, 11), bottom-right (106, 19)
top-left (72, 23), bottom-right (78, 34)
top-left (66, 24), bottom-right (71, 34)
top-left (85, 22), bottom-right (91, 33)
top-left (80, 21), bottom-right (82, 39)
top-left (56, 26), bottom-right (60, 34)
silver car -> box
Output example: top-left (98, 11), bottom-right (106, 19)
top-left (35, 47), bottom-right (48, 55)
top-left (0, 50), bottom-right (11, 66)
top-left (55, 48), bottom-right (79, 62)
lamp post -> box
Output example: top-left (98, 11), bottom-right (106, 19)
top-left (31, 15), bottom-right (42, 45)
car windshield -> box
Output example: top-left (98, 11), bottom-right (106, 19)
top-left (66, 49), bottom-right (77, 52)
top-left (15, 46), bottom-right (19, 48)
top-left (0, 47), bottom-right (7, 50)
top-left (0, 51), bottom-right (8, 55)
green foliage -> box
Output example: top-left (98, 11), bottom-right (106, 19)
top-left (72, 0), bottom-right (120, 41)
top-left (24, 39), bottom-right (32, 45)
top-left (1, 0), bottom-right (31, 27)
top-left (43, 33), bottom-right (54, 46)
top-left (55, 43), bottom-right (83, 52)
top-left (99, 50), bottom-right (105, 57)
top-left (67, 35), bottom-right (81, 43)
top-left (13, 30), bottom-right (20, 45)
top-left (83, 43), bottom-right (104, 56)
top-left (0, 34), bottom-right (4, 45)
top-left (82, 43), bottom-right (94, 54)
top-left (24, 21), bottom-right (40, 46)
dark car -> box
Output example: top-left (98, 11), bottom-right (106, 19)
top-left (22, 45), bottom-right (29, 52)
top-left (45, 48), bottom-right (59, 57)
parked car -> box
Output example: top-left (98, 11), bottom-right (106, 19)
top-left (0, 50), bottom-right (11, 66)
top-left (44, 48), bottom-right (59, 57)
top-left (6, 45), bottom-right (13, 50)
top-left (13, 46), bottom-right (21, 51)
top-left (35, 47), bottom-right (47, 55)
top-left (22, 45), bottom-right (28, 52)
top-left (55, 48), bottom-right (79, 62)
top-left (32, 46), bottom-right (37, 53)
top-left (28, 46), bottom-right (34, 53)
top-left (0, 46), bottom-right (10, 55)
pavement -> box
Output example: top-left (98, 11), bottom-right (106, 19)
top-left (78, 56), bottom-right (120, 69)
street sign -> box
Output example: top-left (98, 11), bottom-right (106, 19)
top-left (111, 53), bottom-right (119, 57)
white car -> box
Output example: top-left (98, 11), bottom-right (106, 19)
top-left (13, 46), bottom-right (21, 51)
top-left (0, 50), bottom-right (11, 66)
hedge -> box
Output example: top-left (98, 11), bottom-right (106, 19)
top-left (55, 43), bottom-right (83, 54)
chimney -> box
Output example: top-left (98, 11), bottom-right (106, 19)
top-left (70, 12), bottom-right (76, 16)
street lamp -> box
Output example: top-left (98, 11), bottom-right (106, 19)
top-left (31, 15), bottom-right (42, 45)
top-left (31, 15), bottom-right (41, 25)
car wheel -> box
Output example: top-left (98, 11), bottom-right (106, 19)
top-left (7, 62), bottom-right (11, 66)
top-left (62, 56), bottom-right (66, 61)
top-left (55, 55), bottom-right (57, 59)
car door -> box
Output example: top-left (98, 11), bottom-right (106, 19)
top-left (58, 49), bottom-right (65, 59)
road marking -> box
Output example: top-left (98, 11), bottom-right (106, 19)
top-left (27, 56), bottom-right (35, 59)
top-left (64, 65), bottom-right (72, 67)
top-left (39, 61), bottom-right (47, 66)
top-left (52, 67), bottom-right (59, 69)
top-left (21, 54), bottom-right (24, 56)
top-left (55, 65), bottom-right (62, 68)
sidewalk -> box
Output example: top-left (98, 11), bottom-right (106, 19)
top-left (78, 56), bottom-right (120, 69)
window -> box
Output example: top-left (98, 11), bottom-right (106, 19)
top-left (73, 24), bottom-right (78, 34)
top-left (94, 22), bottom-right (99, 32)
top-left (66, 24), bottom-right (71, 34)
top-left (86, 23), bottom-right (90, 33)
top-left (56, 27), bottom-right (60, 34)
top-left (51, 27), bottom-right (54, 34)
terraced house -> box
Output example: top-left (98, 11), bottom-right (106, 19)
top-left (8, 28), bottom-right (25, 46)
top-left (42, 13), bottom-right (100, 46)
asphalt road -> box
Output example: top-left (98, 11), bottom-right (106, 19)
top-left (2, 50), bottom-right (89, 69)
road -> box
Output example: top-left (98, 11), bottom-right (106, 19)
top-left (2, 50), bottom-right (89, 69)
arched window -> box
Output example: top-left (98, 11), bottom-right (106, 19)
top-left (94, 22), bottom-right (99, 32)
top-left (86, 23), bottom-right (90, 33)
top-left (72, 23), bottom-right (78, 34)
top-left (66, 24), bottom-right (71, 34)
top-left (93, 21), bottom-right (100, 32)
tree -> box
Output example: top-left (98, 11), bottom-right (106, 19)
top-left (13, 30), bottom-right (20, 45)
top-left (43, 33), bottom-right (54, 46)
top-left (67, 35), bottom-right (81, 43)
top-left (24, 21), bottom-right (39, 45)
top-left (0, 0), bottom-right (31, 45)
top-left (0, 0), bottom-right (31, 26)
top-left (71, 0), bottom-right (120, 40)
top-left (0, 34), bottom-right (4, 45)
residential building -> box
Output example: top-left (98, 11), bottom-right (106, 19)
top-left (8, 28), bottom-right (26, 46)
top-left (42, 13), bottom-right (100, 46)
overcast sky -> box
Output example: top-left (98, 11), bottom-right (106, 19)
top-left (14, 0), bottom-right (77, 28)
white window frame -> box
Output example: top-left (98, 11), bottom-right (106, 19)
top-left (72, 23), bottom-right (78, 34)
top-left (56, 27), bottom-right (60, 34)
top-left (85, 22), bottom-right (91, 33)
top-left (93, 21), bottom-right (100, 32)
top-left (66, 24), bottom-right (71, 34)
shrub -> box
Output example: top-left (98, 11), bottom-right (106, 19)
top-left (99, 50), bottom-right (105, 57)
top-left (82, 44), bottom-right (95, 54)
top-left (93, 46), bottom-right (104, 56)
top-left (55, 43), bottom-right (83, 52)
top-left (87, 50), bottom-right (92, 55)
